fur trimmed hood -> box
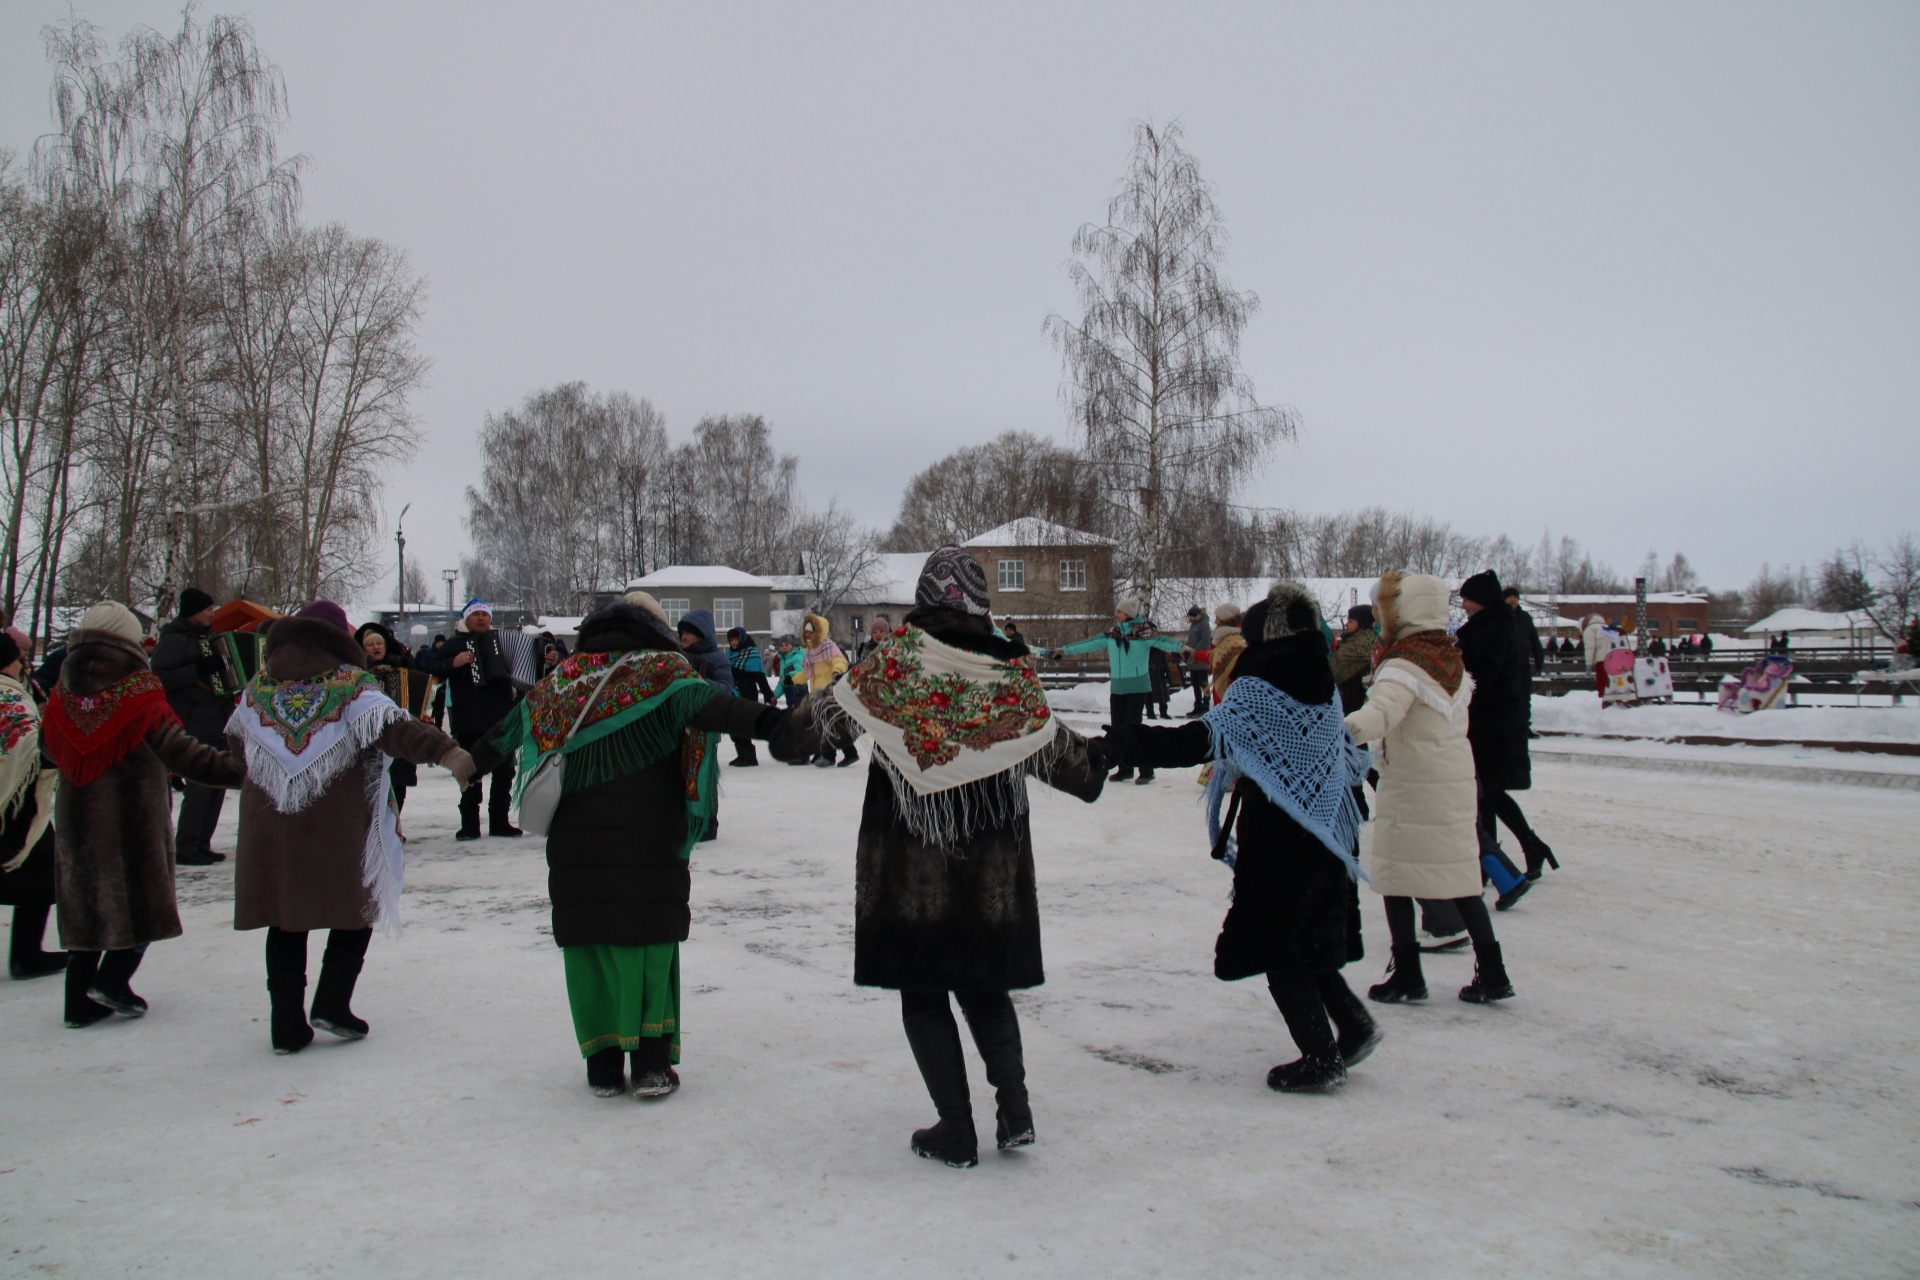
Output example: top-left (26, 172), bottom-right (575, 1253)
top-left (802, 613), bottom-right (831, 646)
top-left (1374, 571), bottom-right (1450, 641)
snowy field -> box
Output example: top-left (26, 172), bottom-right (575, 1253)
top-left (4, 751), bottom-right (1919, 1277)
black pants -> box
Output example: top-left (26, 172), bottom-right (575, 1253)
top-left (455, 727), bottom-right (516, 831)
top-left (1188, 669), bottom-right (1210, 712)
top-left (1474, 786), bottom-right (1526, 883)
top-left (1266, 971), bottom-right (1366, 1058)
top-left (1148, 660), bottom-right (1171, 716)
top-left (1386, 894), bottom-right (1494, 952)
top-left (174, 781), bottom-right (225, 858)
top-left (1108, 693), bottom-right (1148, 777)
top-left (1483, 789), bottom-right (1542, 853)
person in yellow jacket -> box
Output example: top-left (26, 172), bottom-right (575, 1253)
top-left (800, 614), bottom-right (858, 767)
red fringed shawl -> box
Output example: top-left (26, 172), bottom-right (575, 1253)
top-left (42, 670), bottom-right (180, 787)
top-left (1373, 631), bottom-right (1465, 696)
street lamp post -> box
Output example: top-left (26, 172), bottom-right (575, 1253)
top-left (395, 503), bottom-right (411, 630)
top-left (443, 568), bottom-right (458, 632)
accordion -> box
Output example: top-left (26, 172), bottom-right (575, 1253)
top-left (371, 664), bottom-right (436, 717)
top-left (469, 631), bottom-right (539, 692)
top-left (204, 631), bottom-right (267, 699)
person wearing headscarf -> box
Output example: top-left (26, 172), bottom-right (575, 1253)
top-left (1342, 573), bottom-right (1517, 1007)
top-left (725, 626), bottom-right (776, 767)
top-left (41, 602), bottom-right (244, 1028)
top-left (1, 626), bottom-right (66, 980)
top-left (1207, 604), bottom-right (1247, 705)
top-left (229, 602), bottom-right (475, 1054)
top-left (467, 600), bottom-right (811, 1100)
top-left (800, 613), bottom-right (858, 767)
top-left (150, 587), bottom-right (235, 866)
top-left (357, 621), bottom-right (427, 812)
top-left (1041, 596), bottom-right (1185, 784)
top-left (1103, 583), bottom-right (1377, 1093)
top-left (413, 599), bottom-right (522, 840)
top-left (802, 547), bottom-right (1110, 1167)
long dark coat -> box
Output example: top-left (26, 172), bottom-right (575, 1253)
top-left (230, 618), bottom-right (461, 933)
top-left (53, 631), bottom-right (243, 952)
top-left (468, 606), bottom-right (774, 949)
top-left (844, 608), bottom-right (1107, 993)
top-left (1456, 605), bottom-right (1532, 793)
top-left (1130, 631), bottom-right (1363, 981)
top-left (150, 617), bottom-right (235, 745)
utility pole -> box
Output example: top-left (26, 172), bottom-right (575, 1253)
top-left (443, 568), bottom-right (458, 632)
top-left (395, 503), bottom-right (411, 631)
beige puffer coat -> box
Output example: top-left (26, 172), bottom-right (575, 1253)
top-left (1343, 573), bottom-right (1481, 899)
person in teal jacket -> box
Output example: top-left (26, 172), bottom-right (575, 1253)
top-left (1043, 598), bottom-right (1185, 785)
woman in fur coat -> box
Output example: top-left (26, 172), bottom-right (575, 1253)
top-left (1, 627), bottom-right (66, 980)
top-left (1342, 573), bottom-right (1516, 1005)
top-left (1107, 583), bottom-right (1377, 1093)
top-left (469, 600), bottom-right (807, 1100)
top-left (40, 602), bottom-right (244, 1028)
top-left (807, 548), bottom-right (1109, 1168)
top-left (229, 603), bottom-right (474, 1054)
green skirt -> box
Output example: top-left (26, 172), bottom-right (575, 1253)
top-left (563, 943), bottom-right (680, 1063)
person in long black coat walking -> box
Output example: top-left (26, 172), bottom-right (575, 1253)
top-left (1107, 582), bottom-right (1377, 1093)
top-left (1458, 572), bottom-right (1555, 886)
top-left (149, 588), bottom-right (235, 865)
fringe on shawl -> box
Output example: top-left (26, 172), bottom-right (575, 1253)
top-left (819, 692), bottom-right (1075, 851)
top-left (1373, 664), bottom-right (1475, 722)
top-left (359, 753), bottom-right (405, 937)
top-left (1201, 687), bottom-right (1369, 883)
top-left (505, 679), bottom-right (715, 806)
top-left (235, 699), bottom-right (408, 815)
top-left (2, 770), bottom-right (58, 874)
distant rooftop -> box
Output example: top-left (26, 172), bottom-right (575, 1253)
top-left (628, 565), bottom-right (777, 590)
top-left (963, 518), bottom-right (1111, 548)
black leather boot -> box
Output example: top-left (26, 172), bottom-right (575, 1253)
top-left (1266, 977), bottom-right (1348, 1093)
top-left (902, 999), bottom-right (977, 1168)
top-left (1316, 971), bottom-right (1382, 1066)
top-left (269, 976), bottom-right (314, 1053)
top-left (630, 1035), bottom-right (679, 1098)
top-left (958, 993), bottom-right (1033, 1151)
top-left (8, 903), bottom-right (67, 980)
top-left (311, 928), bottom-right (372, 1039)
top-left (1367, 945), bottom-right (1429, 1003)
top-left (90, 947), bottom-right (147, 1017)
top-left (1459, 942), bottom-right (1517, 1003)
top-left (64, 951), bottom-right (113, 1028)
top-left (586, 1047), bottom-right (626, 1096)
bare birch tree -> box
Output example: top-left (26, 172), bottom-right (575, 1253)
top-left (1046, 120), bottom-right (1296, 611)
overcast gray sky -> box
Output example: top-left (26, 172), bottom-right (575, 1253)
top-left (4, 1), bottom-right (1915, 603)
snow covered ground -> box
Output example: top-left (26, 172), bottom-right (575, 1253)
top-left (4, 753), bottom-right (1919, 1277)
top-left (1531, 693), bottom-right (1920, 745)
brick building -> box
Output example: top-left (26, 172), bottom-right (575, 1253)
top-left (960, 519), bottom-right (1115, 649)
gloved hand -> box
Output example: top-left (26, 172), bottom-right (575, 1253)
top-left (1098, 722), bottom-right (1139, 766)
top-left (442, 748), bottom-right (477, 791)
top-left (764, 703), bottom-right (818, 762)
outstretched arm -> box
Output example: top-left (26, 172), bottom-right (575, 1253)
top-left (1034, 725), bottom-right (1108, 802)
top-left (1343, 674), bottom-right (1415, 746)
top-left (149, 723), bottom-right (243, 789)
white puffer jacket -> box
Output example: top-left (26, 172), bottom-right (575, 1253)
top-left (1344, 573), bottom-right (1481, 899)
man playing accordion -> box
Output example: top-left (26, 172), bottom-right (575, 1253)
top-left (415, 599), bottom-right (524, 840)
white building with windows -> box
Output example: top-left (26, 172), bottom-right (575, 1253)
top-left (625, 566), bottom-right (778, 636)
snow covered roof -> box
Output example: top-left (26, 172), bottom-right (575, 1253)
top-left (963, 518), bottom-right (1111, 548)
top-left (1525, 592), bottom-right (1708, 606)
top-left (533, 616), bottom-right (584, 638)
top-left (1154, 577), bottom-right (1382, 623)
top-left (1744, 608), bottom-right (1874, 634)
top-left (627, 566), bottom-right (777, 590)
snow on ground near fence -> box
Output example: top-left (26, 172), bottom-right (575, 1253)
top-left (3, 764), bottom-right (1918, 1276)
top-left (1531, 693), bottom-right (1920, 744)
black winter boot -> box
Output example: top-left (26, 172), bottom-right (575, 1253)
top-left (958, 993), bottom-right (1033, 1151)
top-left (730, 741), bottom-right (760, 767)
top-left (1367, 946), bottom-right (1429, 1004)
top-left (268, 976), bottom-right (314, 1054)
top-left (64, 952), bottom-right (113, 1028)
top-left (9, 903), bottom-right (68, 980)
top-left (630, 1035), bottom-right (679, 1098)
top-left (838, 741), bottom-right (860, 767)
top-left (311, 928), bottom-right (372, 1039)
top-left (1459, 942), bottom-right (1516, 1003)
top-left (1316, 971), bottom-right (1383, 1067)
top-left (902, 1001), bottom-right (978, 1168)
top-left (586, 1047), bottom-right (626, 1097)
top-left (1266, 976), bottom-right (1348, 1093)
top-left (90, 947), bottom-right (147, 1017)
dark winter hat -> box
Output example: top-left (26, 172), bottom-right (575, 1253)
top-left (1246, 580), bottom-right (1324, 644)
top-left (177, 587), bottom-right (215, 618)
top-left (1187, 605), bottom-right (1203, 619)
top-left (915, 546), bottom-right (992, 617)
top-left (1502, 586), bottom-right (1521, 601)
top-left (355, 621), bottom-right (397, 649)
top-left (0, 629), bottom-right (20, 670)
top-left (1347, 604), bottom-right (1376, 630)
top-left (295, 600), bottom-right (352, 634)
top-left (1460, 570), bottom-right (1503, 609)
top-left (727, 626), bottom-right (750, 644)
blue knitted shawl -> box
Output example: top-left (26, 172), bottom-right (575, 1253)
top-left (1201, 676), bottom-right (1369, 881)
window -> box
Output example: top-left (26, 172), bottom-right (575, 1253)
top-left (659, 598), bottom-right (690, 627)
top-left (713, 598), bottom-right (744, 631)
top-left (997, 559), bottom-right (1026, 592)
top-left (1676, 617), bottom-right (1698, 631)
top-left (1059, 559), bottom-right (1086, 592)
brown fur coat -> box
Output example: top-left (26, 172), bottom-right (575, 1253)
top-left (54, 630), bottom-right (243, 951)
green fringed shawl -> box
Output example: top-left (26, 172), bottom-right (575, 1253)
top-left (492, 650), bottom-right (720, 858)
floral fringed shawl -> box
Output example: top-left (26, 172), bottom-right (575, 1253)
top-left (228, 665), bottom-right (410, 934)
top-left (42, 669), bottom-right (179, 787)
top-left (490, 650), bottom-right (719, 859)
top-left (0, 673), bottom-right (58, 873)
top-left (826, 626), bottom-right (1061, 849)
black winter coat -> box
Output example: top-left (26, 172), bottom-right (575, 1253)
top-left (150, 618), bottom-right (234, 744)
top-left (1457, 606), bottom-right (1532, 792)
top-left (1511, 605), bottom-right (1545, 674)
top-left (414, 631), bottom-right (520, 739)
top-left (843, 607), bottom-right (1107, 992)
top-left (469, 607), bottom-right (782, 949)
top-left (1128, 632), bottom-right (1363, 981)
